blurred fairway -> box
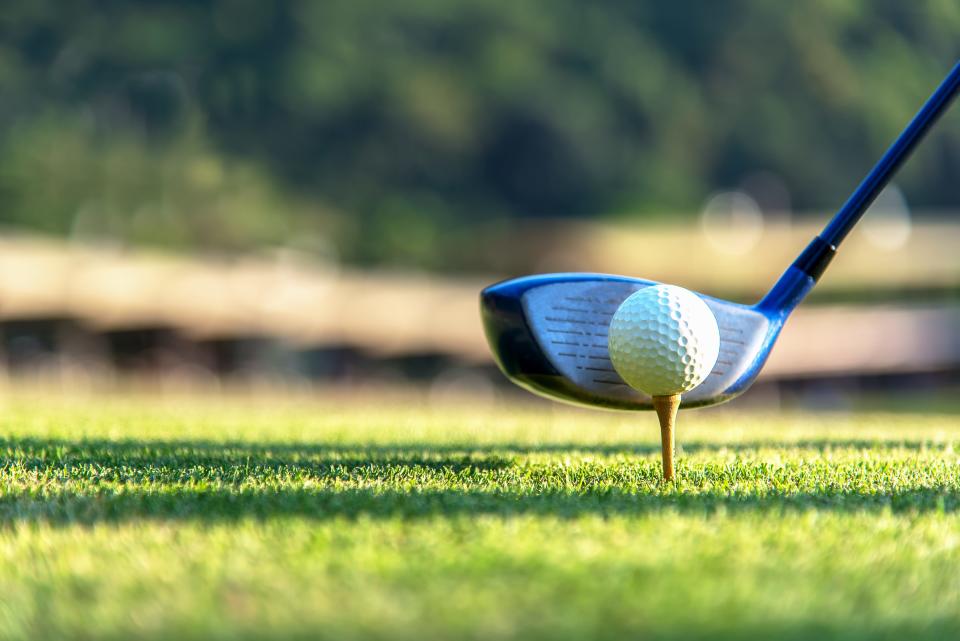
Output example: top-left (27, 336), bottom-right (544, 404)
top-left (0, 393), bottom-right (957, 640)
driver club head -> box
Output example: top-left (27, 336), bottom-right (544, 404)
top-left (480, 273), bottom-right (786, 410)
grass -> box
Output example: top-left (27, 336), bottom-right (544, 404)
top-left (0, 392), bottom-right (957, 640)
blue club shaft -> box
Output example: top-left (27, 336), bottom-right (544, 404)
top-left (760, 60), bottom-right (960, 315)
top-left (820, 60), bottom-right (960, 247)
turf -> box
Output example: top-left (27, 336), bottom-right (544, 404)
top-left (0, 393), bottom-right (957, 640)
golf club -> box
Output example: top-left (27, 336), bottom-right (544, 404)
top-left (481, 60), bottom-right (960, 410)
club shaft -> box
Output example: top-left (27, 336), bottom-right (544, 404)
top-left (760, 60), bottom-right (960, 314)
top-left (820, 60), bottom-right (960, 247)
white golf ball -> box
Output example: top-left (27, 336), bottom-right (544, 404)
top-left (608, 284), bottom-right (720, 397)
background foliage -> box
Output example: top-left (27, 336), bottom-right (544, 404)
top-left (1, 1), bottom-right (959, 267)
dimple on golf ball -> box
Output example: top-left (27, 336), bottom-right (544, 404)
top-left (608, 284), bottom-right (720, 397)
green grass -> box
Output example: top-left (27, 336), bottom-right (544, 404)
top-left (0, 393), bottom-right (957, 640)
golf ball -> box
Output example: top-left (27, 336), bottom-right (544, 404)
top-left (608, 284), bottom-right (720, 397)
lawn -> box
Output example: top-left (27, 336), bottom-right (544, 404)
top-left (0, 392), bottom-right (957, 640)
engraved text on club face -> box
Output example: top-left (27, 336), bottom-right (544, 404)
top-left (523, 282), bottom-right (770, 405)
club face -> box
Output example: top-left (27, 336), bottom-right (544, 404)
top-left (480, 274), bottom-right (784, 410)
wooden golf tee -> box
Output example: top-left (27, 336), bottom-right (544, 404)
top-left (653, 394), bottom-right (681, 482)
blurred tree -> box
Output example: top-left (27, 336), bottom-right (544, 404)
top-left (0, 0), bottom-right (958, 269)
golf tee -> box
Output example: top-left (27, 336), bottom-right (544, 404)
top-left (652, 394), bottom-right (681, 481)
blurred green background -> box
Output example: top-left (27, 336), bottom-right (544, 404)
top-left (0, 1), bottom-right (957, 400)
top-left (3, 1), bottom-right (960, 270)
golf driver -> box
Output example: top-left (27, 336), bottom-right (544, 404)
top-left (481, 60), bottom-right (960, 411)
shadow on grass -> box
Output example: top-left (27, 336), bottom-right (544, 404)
top-left (0, 436), bottom-right (956, 525)
top-left (4, 435), bottom-right (951, 458)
